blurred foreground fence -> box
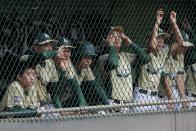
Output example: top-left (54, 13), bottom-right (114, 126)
top-left (0, 0), bottom-right (195, 122)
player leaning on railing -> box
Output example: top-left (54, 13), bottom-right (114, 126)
top-left (0, 33), bottom-right (66, 118)
top-left (72, 42), bottom-right (110, 107)
top-left (0, 55), bottom-right (39, 117)
top-left (25, 34), bottom-right (87, 112)
top-left (133, 9), bottom-right (170, 112)
top-left (46, 37), bottom-right (88, 108)
top-left (25, 33), bottom-right (61, 105)
top-left (33, 37), bottom-right (86, 108)
top-left (161, 11), bottom-right (194, 109)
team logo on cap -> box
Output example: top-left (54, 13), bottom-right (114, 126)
top-left (44, 33), bottom-right (49, 38)
top-left (63, 38), bottom-right (69, 44)
top-left (185, 33), bottom-right (189, 40)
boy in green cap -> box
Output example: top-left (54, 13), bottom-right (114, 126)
top-left (73, 42), bottom-right (110, 106)
top-left (47, 37), bottom-right (87, 108)
top-left (25, 33), bottom-right (64, 105)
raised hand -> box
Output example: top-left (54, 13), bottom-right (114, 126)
top-left (57, 45), bottom-right (65, 58)
top-left (170, 11), bottom-right (177, 24)
top-left (156, 9), bottom-right (164, 25)
top-left (120, 33), bottom-right (132, 45)
top-left (105, 32), bottom-right (116, 46)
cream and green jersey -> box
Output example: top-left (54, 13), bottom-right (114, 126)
top-left (186, 64), bottom-right (196, 95)
top-left (0, 81), bottom-right (39, 111)
top-left (98, 52), bottom-right (135, 101)
top-left (36, 59), bottom-right (59, 84)
top-left (77, 66), bottom-right (95, 84)
top-left (138, 46), bottom-right (169, 91)
top-left (162, 54), bottom-right (185, 87)
top-left (97, 43), bottom-right (150, 101)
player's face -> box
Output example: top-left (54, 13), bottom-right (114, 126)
top-left (59, 47), bottom-right (71, 61)
top-left (157, 37), bottom-right (165, 50)
top-left (18, 68), bottom-right (37, 88)
top-left (79, 56), bottom-right (92, 69)
top-left (112, 31), bottom-right (122, 52)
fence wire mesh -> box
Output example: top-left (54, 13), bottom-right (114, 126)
top-left (0, 0), bottom-right (195, 120)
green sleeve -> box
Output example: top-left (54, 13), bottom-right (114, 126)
top-left (67, 78), bottom-right (87, 107)
top-left (105, 45), bottom-right (119, 71)
top-left (49, 69), bottom-right (66, 108)
top-left (129, 43), bottom-right (150, 65)
top-left (5, 105), bottom-right (37, 118)
top-left (50, 69), bottom-right (87, 107)
top-left (25, 50), bottom-right (57, 67)
top-left (48, 82), bottom-right (63, 109)
top-left (52, 96), bottom-right (63, 108)
top-left (33, 50), bottom-right (57, 61)
top-left (40, 50), bottom-right (58, 59)
top-left (81, 80), bottom-right (109, 105)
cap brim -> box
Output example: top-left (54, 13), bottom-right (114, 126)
top-left (82, 53), bottom-right (97, 57)
top-left (20, 55), bottom-right (30, 62)
top-left (56, 45), bottom-right (75, 49)
top-left (157, 33), bottom-right (170, 39)
top-left (64, 45), bottom-right (75, 48)
top-left (182, 41), bottom-right (194, 47)
top-left (37, 39), bottom-right (57, 45)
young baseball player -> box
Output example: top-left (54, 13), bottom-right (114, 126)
top-left (133, 9), bottom-right (170, 112)
top-left (0, 55), bottom-right (39, 117)
top-left (96, 26), bottom-right (150, 112)
top-left (162, 11), bottom-right (194, 109)
top-left (73, 42), bottom-right (110, 106)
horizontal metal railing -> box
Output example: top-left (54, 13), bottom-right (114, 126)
top-left (0, 98), bottom-right (195, 118)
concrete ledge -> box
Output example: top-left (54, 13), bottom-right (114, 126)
top-left (0, 111), bottom-right (195, 131)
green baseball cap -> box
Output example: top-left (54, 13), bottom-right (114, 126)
top-left (80, 42), bottom-right (96, 57)
top-left (33, 33), bottom-right (57, 45)
top-left (56, 37), bottom-right (74, 49)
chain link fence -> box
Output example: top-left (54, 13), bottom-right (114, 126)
top-left (0, 0), bottom-right (195, 121)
